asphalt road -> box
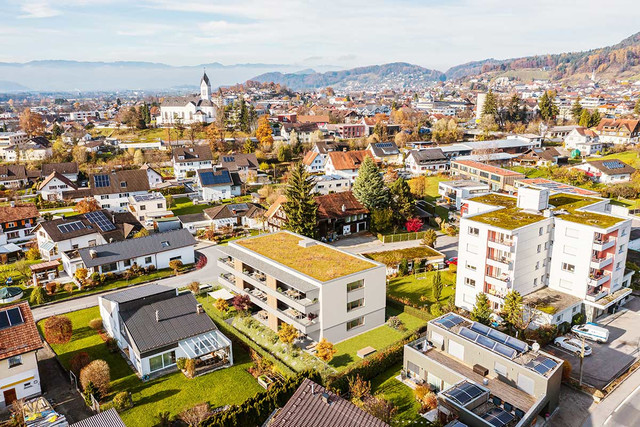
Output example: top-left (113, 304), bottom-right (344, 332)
top-left (582, 366), bottom-right (640, 427)
top-left (32, 241), bottom-right (225, 321)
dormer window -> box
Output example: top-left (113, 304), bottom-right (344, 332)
top-left (194, 154), bottom-right (199, 158)
top-left (120, 182), bottom-right (127, 188)
top-left (178, 156), bottom-right (185, 160)
top-left (161, 241), bottom-right (170, 247)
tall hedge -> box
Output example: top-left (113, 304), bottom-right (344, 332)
top-left (200, 371), bottom-right (321, 427)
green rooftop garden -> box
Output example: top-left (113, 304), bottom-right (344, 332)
top-left (548, 194), bottom-right (624, 229)
top-left (235, 232), bottom-right (376, 282)
top-left (472, 208), bottom-right (544, 230)
top-left (468, 193), bottom-right (518, 208)
top-left (363, 247), bottom-right (444, 266)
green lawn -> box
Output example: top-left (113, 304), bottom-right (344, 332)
top-left (371, 362), bottom-right (426, 425)
top-left (587, 150), bottom-right (640, 168)
top-left (40, 306), bottom-right (262, 427)
top-left (170, 199), bottom-right (208, 216)
top-left (387, 270), bottom-right (456, 307)
top-left (422, 175), bottom-right (447, 202)
top-left (329, 307), bottom-right (427, 371)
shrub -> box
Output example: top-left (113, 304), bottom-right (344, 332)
top-left (147, 264), bottom-right (156, 273)
top-left (83, 381), bottom-right (99, 405)
top-left (80, 360), bottom-right (110, 398)
top-left (387, 316), bottom-right (406, 331)
top-left (105, 337), bottom-right (118, 353)
top-left (70, 352), bottom-right (92, 377)
top-left (169, 260), bottom-right (183, 274)
top-left (562, 360), bottom-right (572, 381)
top-left (430, 302), bottom-right (443, 317)
top-left (30, 286), bottom-right (47, 305)
top-left (421, 391), bottom-right (438, 412)
top-left (362, 395), bottom-right (397, 424)
top-left (89, 318), bottom-right (103, 331)
top-left (155, 412), bottom-right (172, 427)
top-left (64, 283), bottom-right (75, 295)
top-left (25, 247), bottom-right (41, 261)
top-left (181, 402), bottom-right (210, 426)
top-left (214, 298), bottom-right (229, 313)
top-left (397, 258), bottom-right (409, 276)
top-left (572, 312), bottom-right (585, 325)
top-left (75, 268), bottom-right (88, 284)
top-left (315, 338), bottom-right (337, 363)
top-left (45, 282), bottom-right (58, 295)
top-left (449, 263), bottom-right (457, 274)
top-left (112, 391), bottom-right (131, 411)
top-left (184, 358), bottom-right (196, 378)
top-left (177, 357), bottom-right (187, 371)
top-left (348, 374), bottom-right (371, 402)
top-left (188, 281), bottom-right (200, 294)
top-left (44, 316), bottom-right (73, 344)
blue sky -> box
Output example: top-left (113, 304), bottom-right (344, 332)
top-left (3, 0), bottom-right (640, 71)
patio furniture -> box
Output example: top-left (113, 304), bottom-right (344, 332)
top-left (503, 402), bottom-right (513, 412)
top-left (492, 396), bottom-right (502, 406)
top-left (515, 409), bottom-right (525, 419)
top-left (200, 353), bottom-right (214, 362)
top-left (357, 346), bottom-right (376, 358)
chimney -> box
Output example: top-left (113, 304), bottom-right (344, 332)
top-left (155, 310), bottom-right (160, 322)
top-left (10, 201), bottom-right (15, 208)
top-left (196, 304), bottom-right (204, 314)
top-left (311, 383), bottom-right (315, 395)
top-left (89, 249), bottom-right (97, 259)
top-left (321, 392), bottom-right (331, 405)
top-left (341, 204), bottom-right (346, 213)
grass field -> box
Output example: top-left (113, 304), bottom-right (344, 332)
top-left (329, 306), bottom-right (427, 371)
top-left (387, 270), bottom-right (456, 307)
top-left (371, 362), bottom-right (426, 425)
top-left (587, 150), bottom-right (640, 168)
top-left (170, 199), bottom-right (209, 216)
top-left (39, 306), bottom-right (262, 427)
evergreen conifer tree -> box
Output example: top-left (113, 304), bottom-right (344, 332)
top-left (282, 162), bottom-right (318, 238)
top-left (352, 156), bottom-right (390, 211)
top-left (471, 293), bottom-right (492, 325)
top-left (571, 98), bottom-right (583, 122)
top-left (538, 91), bottom-right (559, 121)
top-left (389, 178), bottom-right (414, 223)
top-left (482, 90), bottom-right (498, 118)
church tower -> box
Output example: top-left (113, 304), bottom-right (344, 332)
top-left (200, 71), bottom-right (211, 101)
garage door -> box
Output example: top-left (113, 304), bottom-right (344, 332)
top-left (448, 339), bottom-right (465, 360)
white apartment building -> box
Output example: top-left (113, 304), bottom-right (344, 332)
top-left (217, 231), bottom-right (386, 343)
top-left (312, 175), bottom-right (351, 195)
top-left (172, 145), bottom-right (214, 180)
top-left (0, 131), bottom-right (28, 147)
top-left (455, 187), bottom-right (633, 326)
top-left (127, 192), bottom-right (171, 224)
top-left (438, 180), bottom-right (490, 210)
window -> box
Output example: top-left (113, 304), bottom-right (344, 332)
top-left (8, 355), bottom-right (22, 368)
top-left (539, 227), bottom-right (543, 236)
top-left (616, 262), bottom-right (622, 271)
top-left (144, 256), bottom-right (152, 264)
top-left (347, 298), bottom-right (364, 312)
top-left (347, 280), bottom-right (364, 292)
top-left (23, 382), bottom-right (32, 389)
top-left (347, 316), bottom-right (364, 331)
top-left (88, 240), bottom-right (96, 247)
top-left (565, 228), bottom-right (579, 238)
top-left (100, 195), bottom-right (109, 200)
top-left (123, 259), bottom-right (132, 267)
top-left (120, 202), bottom-right (128, 207)
top-left (619, 244), bottom-right (625, 254)
top-left (466, 244), bottom-right (478, 255)
top-left (101, 262), bottom-right (118, 273)
top-left (464, 278), bottom-right (476, 287)
top-left (494, 361), bottom-right (507, 376)
top-left (157, 203), bottom-right (163, 209)
top-left (535, 261), bottom-right (539, 270)
top-left (161, 241), bottom-right (170, 248)
top-left (448, 340), bottom-right (465, 360)
top-left (537, 244), bottom-right (541, 253)
top-left (140, 205), bottom-right (146, 211)
top-left (148, 351), bottom-right (176, 372)
top-left (466, 262), bottom-right (476, 271)
top-left (533, 278), bottom-right (538, 286)
top-left (468, 227), bottom-right (479, 236)
top-left (562, 263), bottom-right (575, 273)
top-left (572, 306), bottom-right (578, 313)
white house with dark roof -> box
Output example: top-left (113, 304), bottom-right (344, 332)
top-left (572, 159), bottom-right (636, 184)
top-left (98, 284), bottom-right (232, 377)
top-left (157, 72), bottom-right (220, 126)
top-left (60, 228), bottom-right (196, 276)
top-left (172, 145), bottom-right (214, 179)
top-left (367, 141), bottom-right (402, 164)
top-left (38, 171), bottom-right (77, 201)
top-left (196, 168), bottom-right (241, 202)
top-left (89, 170), bottom-right (151, 212)
top-left (404, 148), bottom-right (449, 176)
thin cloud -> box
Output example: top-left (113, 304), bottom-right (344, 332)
top-left (19, 1), bottom-right (61, 18)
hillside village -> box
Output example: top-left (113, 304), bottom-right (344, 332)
top-left (1, 53), bottom-right (640, 427)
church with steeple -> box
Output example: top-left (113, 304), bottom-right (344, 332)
top-left (157, 72), bottom-right (220, 126)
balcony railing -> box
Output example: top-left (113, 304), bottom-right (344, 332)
top-left (590, 255), bottom-right (613, 269)
top-left (586, 288), bottom-right (609, 302)
top-left (488, 237), bottom-right (514, 246)
top-left (487, 255), bottom-right (513, 268)
top-left (588, 272), bottom-right (610, 287)
top-left (218, 257), bottom-right (234, 268)
top-left (593, 237), bottom-right (615, 251)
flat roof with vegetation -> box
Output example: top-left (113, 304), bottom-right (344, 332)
top-left (467, 193), bottom-right (624, 230)
top-left (234, 232), bottom-right (377, 282)
top-left (363, 247), bottom-right (444, 266)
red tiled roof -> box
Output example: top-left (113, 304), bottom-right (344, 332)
top-left (0, 204), bottom-right (39, 223)
top-left (0, 302), bottom-right (43, 360)
top-left (303, 151), bottom-right (319, 166)
top-left (327, 150), bottom-right (374, 170)
top-left (316, 191), bottom-right (368, 219)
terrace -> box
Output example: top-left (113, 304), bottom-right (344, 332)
top-left (234, 231), bottom-right (377, 282)
top-left (548, 194), bottom-right (624, 229)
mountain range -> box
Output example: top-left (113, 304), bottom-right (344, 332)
top-left (0, 32), bottom-right (639, 93)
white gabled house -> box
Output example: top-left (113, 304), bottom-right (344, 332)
top-left (38, 172), bottom-right (77, 201)
top-left (90, 170), bottom-right (151, 212)
top-left (98, 284), bottom-right (233, 377)
top-left (172, 146), bottom-right (214, 180)
top-left (195, 168), bottom-right (241, 202)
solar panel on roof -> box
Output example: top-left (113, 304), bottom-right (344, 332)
top-left (446, 382), bottom-right (484, 405)
top-left (0, 311), bottom-right (8, 329)
top-left (94, 174), bottom-right (111, 188)
top-left (227, 203), bottom-right (248, 211)
top-left (200, 170), bottom-right (231, 186)
top-left (482, 408), bottom-right (515, 427)
top-left (505, 336), bottom-right (528, 353)
top-left (470, 322), bottom-right (491, 335)
top-left (459, 327), bottom-right (479, 341)
top-left (85, 211), bottom-right (116, 232)
top-left (603, 160), bottom-right (624, 169)
top-left (494, 342), bottom-right (517, 359)
top-left (0, 307), bottom-right (23, 329)
top-left (222, 156), bottom-right (235, 162)
top-left (57, 221), bottom-right (86, 234)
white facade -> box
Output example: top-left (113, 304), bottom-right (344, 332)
top-left (157, 73), bottom-right (219, 126)
top-left (36, 227), bottom-right (103, 261)
top-left (173, 159), bottom-right (213, 180)
top-left (38, 176), bottom-right (75, 201)
top-left (127, 193), bottom-right (171, 223)
top-left (0, 132), bottom-right (28, 147)
top-left (0, 146), bottom-right (51, 162)
top-left (96, 190), bottom-right (149, 212)
top-left (455, 188), bottom-right (633, 324)
top-left (564, 128), bottom-right (605, 156)
top-left (312, 175), bottom-right (351, 195)
top-left (0, 351), bottom-right (41, 409)
top-left (438, 180), bottom-right (490, 210)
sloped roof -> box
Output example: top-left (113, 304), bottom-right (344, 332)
top-left (37, 209), bottom-right (141, 242)
top-left (204, 202), bottom-right (265, 220)
top-left (39, 171), bottom-right (77, 191)
top-left (369, 141), bottom-right (400, 157)
top-left (172, 145), bottom-right (214, 163)
top-left (585, 159), bottom-right (636, 175)
top-left (0, 165), bottom-right (27, 181)
top-left (454, 159), bottom-right (524, 177)
top-left (0, 204), bottom-right (39, 223)
top-left (268, 378), bottom-right (389, 427)
top-left (89, 169), bottom-right (150, 195)
top-left (596, 118), bottom-right (640, 133)
top-left (327, 150), bottom-right (373, 170)
top-left (0, 302), bottom-right (43, 360)
top-left (409, 148), bottom-right (447, 163)
top-left (219, 153), bottom-right (259, 171)
top-left (197, 168), bottom-right (241, 187)
top-left (41, 162), bottom-right (79, 176)
top-left (71, 408), bottom-right (126, 427)
top-left (303, 151), bottom-right (320, 166)
top-left (316, 191), bottom-right (368, 219)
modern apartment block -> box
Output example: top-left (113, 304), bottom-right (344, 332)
top-left (216, 231), bottom-right (386, 343)
top-left (455, 186), bottom-right (634, 325)
top-left (403, 313), bottom-right (562, 427)
top-left (450, 160), bottom-right (525, 193)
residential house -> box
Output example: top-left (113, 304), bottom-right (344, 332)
top-left (178, 202), bottom-right (265, 234)
top-left (450, 160), bottom-right (525, 193)
top-left (323, 123), bottom-right (366, 139)
top-left (219, 153), bottom-right (259, 182)
top-left (0, 131), bottom-right (28, 147)
top-left (303, 151), bottom-right (325, 173)
top-left (35, 210), bottom-right (142, 261)
top-left (297, 115), bottom-right (329, 125)
top-left (98, 284), bottom-right (232, 377)
top-left (265, 378), bottom-right (389, 427)
top-left (367, 141), bottom-right (402, 164)
top-left (405, 149), bottom-right (449, 176)
top-left (0, 204), bottom-right (38, 253)
top-left (564, 127), bottom-right (605, 156)
top-left (573, 160), bottom-right (636, 184)
top-left (324, 150), bottom-right (375, 183)
top-left (403, 313), bottom-right (562, 427)
top-left (172, 145), bottom-right (214, 179)
top-left (312, 175), bottom-right (351, 195)
top-left (266, 191), bottom-right (369, 240)
top-left (281, 122), bottom-right (318, 143)
top-left (41, 162), bottom-right (79, 182)
top-left (195, 168), bottom-right (242, 202)
top-left (514, 147), bottom-right (567, 167)
top-left (62, 228), bottom-right (196, 277)
top-left (0, 165), bottom-right (29, 189)
top-left (38, 172), bottom-right (77, 201)
top-left (0, 137), bottom-right (52, 162)
top-left (127, 193), bottom-right (172, 224)
top-left (455, 188), bottom-right (633, 325)
top-left (141, 164), bottom-right (164, 189)
top-left (0, 302), bottom-right (43, 409)
top-left (90, 169), bottom-right (151, 212)
top-left (217, 231), bottom-right (386, 342)
top-left (594, 118), bottom-right (640, 145)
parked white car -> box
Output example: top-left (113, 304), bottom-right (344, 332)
top-left (554, 336), bottom-right (592, 356)
top-left (571, 322), bottom-right (610, 343)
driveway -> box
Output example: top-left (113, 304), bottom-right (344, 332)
top-left (331, 231), bottom-right (459, 259)
top-left (544, 296), bottom-right (640, 390)
top-left (32, 241), bottom-right (225, 321)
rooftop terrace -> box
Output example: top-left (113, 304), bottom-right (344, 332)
top-left (234, 231), bottom-right (377, 282)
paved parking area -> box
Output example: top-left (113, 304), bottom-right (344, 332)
top-left (544, 296), bottom-right (640, 390)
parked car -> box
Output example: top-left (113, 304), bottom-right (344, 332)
top-left (446, 257), bottom-right (458, 266)
top-left (554, 336), bottom-right (592, 356)
top-left (571, 323), bottom-right (609, 343)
